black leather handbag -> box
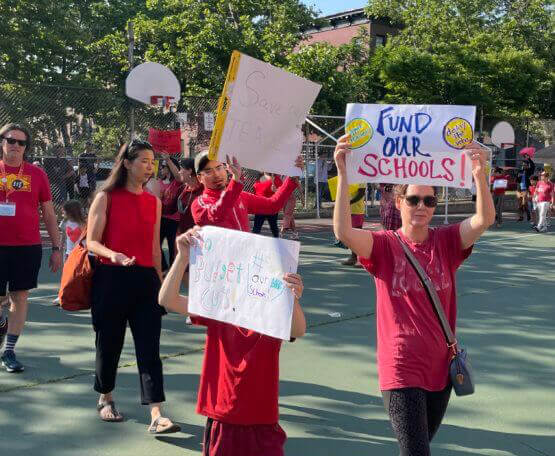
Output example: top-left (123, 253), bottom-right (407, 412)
top-left (395, 232), bottom-right (475, 396)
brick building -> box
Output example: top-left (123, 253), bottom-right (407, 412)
top-left (302, 8), bottom-right (398, 48)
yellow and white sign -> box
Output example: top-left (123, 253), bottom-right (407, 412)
top-left (208, 51), bottom-right (321, 176)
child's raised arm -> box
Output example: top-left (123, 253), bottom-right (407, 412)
top-left (158, 227), bottom-right (202, 315)
top-left (284, 273), bottom-right (306, 339)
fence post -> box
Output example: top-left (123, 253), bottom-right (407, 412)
top-left (444, 187), bottom-right (449, 224)
top-left (128, 21), bottom-right (135, 140)
top-left (315, 144), bottom-right (320, 219)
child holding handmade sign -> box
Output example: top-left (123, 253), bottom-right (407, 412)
top-left (159, 227), bottom-right (306, 456)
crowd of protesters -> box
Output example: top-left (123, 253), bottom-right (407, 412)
top-left (1, 120), bottom-right (554, 455)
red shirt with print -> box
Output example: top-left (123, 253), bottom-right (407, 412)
top-left (535, 181), bottom-right (554, 203)
top-left (490, 174), bottom-right (509, 195)
top-left (0, 161), bottom-right (52, 246)
top-left (359, 224), bottom-right (473, 392)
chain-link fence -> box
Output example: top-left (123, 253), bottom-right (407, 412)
top-left (0, 80), bottom-right (219, 212)
top-left (2, 80), bottom-right (502, 219)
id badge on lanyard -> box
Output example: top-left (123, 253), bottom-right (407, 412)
top-left (0, 161), bottom-right (24, 216)
top-left (0, 202), bottom-right (16, 216)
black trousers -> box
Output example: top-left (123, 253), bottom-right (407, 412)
top-left (252, 214), bottom-right (279, 238)
top-left (160, 217), bottom-right (179, 271)
top-left (91, 265), bottom-right (165, 405)
top-left (382, 385), bottom-right (452, 456)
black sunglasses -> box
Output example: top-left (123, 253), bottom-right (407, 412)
top-left (3, 137), bottom-right (28, 147)
top-left (403, 195), bottom-right (438, 208)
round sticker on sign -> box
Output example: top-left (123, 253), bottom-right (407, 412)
top-left (345, 118), bottom-right (373, 149)
top-left (443, 117), bottom-right (473, 150)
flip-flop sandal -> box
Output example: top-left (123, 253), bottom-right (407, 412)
top-left (148, 417), bottom-right (181, 434)
top-left (97, 401), bottom-right (124, 422)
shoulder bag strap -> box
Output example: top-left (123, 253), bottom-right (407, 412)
top-left (393, 232), bottom-right (457, 349)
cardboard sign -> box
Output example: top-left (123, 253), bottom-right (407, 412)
top-left (188, 226), bottom-right (300, 340)
top-left (148, 128), bottom-right (182, 155)
top-left (345, 104), bottom-right (477, 188)
top-left (208, 51), bottom-right (321, 176)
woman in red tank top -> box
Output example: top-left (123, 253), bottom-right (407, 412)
top-left (86, 140), bottom-right (179, 434)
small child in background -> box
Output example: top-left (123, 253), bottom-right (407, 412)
top-left (54, 200), bottom-right (87, 305)
top-left (528, 175), bottom-right (538, 226)
top-left (76, 165), bottom-right (92, 206)
top-left (61, 200), bottom-right (87, 261)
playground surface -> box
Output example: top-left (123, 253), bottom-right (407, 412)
top-left (1, 214), bottom-right (554, 456)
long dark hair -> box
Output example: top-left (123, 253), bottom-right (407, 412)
top-left (0, 123), bottom-right (32, 158)
top-left (101, 140), bottom-right (153, 193)
top-left (63, 199), bottom-right (86, 225)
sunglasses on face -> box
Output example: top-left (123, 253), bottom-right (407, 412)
top-left (403, 195), bottom-right (438, 208)
top-left (3, 137), bottom-right (28, 147)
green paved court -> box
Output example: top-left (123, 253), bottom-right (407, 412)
top-left (1, 217), bottom-right (554, 456)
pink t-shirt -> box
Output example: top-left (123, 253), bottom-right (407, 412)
top-left (535, 181), bottom-right (553, 203)
top-left (359, 224), bottom-right (473, 392)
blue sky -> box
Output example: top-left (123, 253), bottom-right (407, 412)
top-left (301, 0), bottom-right (367, 16)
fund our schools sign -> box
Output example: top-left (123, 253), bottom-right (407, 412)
top-left (345, 104), bottom-right (477, 188)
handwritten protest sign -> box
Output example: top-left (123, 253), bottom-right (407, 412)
top-left (188, 226), bottom-right (300, 340)
top-left (208, 51), bottom-right (321, 176)
top-left (345, 104), bottom-right (477, 188)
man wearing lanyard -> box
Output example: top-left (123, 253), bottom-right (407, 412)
top-left (0, 123), bottom-right (62, 373)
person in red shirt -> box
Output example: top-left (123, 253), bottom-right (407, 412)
top-left (252, 172), bottom-right (283, 237)
top-left (177, 157), bottom-right (203, 235)
top-left (333, 134), bottom-right (495, 455)
top-left (184, 151), bottom-right (304, 455)
top-left (280, 174), bottom-right (301, 240)
top-left (157, 156), bottom-right (183, 272)
top-left (490, 167), bottom-right (509, 227)
top-left (159, 227), bottom-right (306, 456)
top-left (533, 171), bottom-right (554, 233)
top-left (87, 140), bottom-right (179, 434)
top-left (0, 123), bottom-right (62, 373)
top-left (191, 151), bottom-right (301, 231)
top-left (528, 175), bottom-right (538, 226)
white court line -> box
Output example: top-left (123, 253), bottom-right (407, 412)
top-left (28, 293), bottom-right (58, 301)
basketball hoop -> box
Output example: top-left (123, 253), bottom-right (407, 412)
top-left (150, 95), bottom-right (177, 113)
top-left (126, 62), bottom-right (181, 106)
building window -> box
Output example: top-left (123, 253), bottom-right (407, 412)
top-left (375, 35), bottom-right (386, 46)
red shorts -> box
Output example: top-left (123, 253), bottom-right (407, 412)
top-left (351, 214), bottom-right (364, 229)
top-left (203, 418), bottom-right (286, 456)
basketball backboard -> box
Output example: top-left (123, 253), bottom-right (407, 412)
top-left (490, 121), bottom-right (515, 149)
top-left (125, 62), bottom-right (181, 106)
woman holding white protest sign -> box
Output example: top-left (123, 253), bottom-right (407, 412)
top-left (333, 133), bottom-right (494, 455)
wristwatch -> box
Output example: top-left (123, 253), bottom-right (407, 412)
top-left (52, 246), bottom-right (61, 251)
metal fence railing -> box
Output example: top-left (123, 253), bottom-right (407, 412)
top-left (3, 81), bottom-right (497, 219)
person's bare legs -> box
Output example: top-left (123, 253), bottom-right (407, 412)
top-left (6, 291), bottom-right (29, 336)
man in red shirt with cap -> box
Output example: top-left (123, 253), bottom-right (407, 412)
top-left (187, 151), bottom-right (305, 456)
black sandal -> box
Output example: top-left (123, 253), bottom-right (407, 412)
top-left (97, 400), bottom-right (124, 422)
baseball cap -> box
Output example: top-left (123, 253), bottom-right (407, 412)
top-left (194, 150), bottom-right (211, 174)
